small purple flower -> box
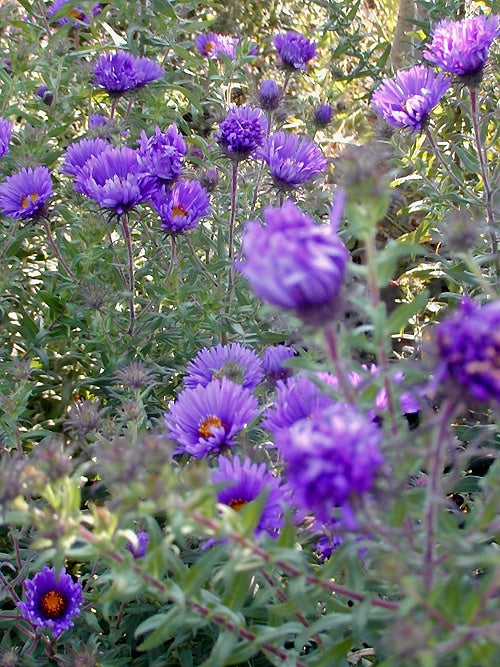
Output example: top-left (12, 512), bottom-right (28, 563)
top-left (138, 124), bottom-right (186, 187)
top-left (151, 179), bottom-right (210, 234)
top-left (126, 531), bottom-right (149, 558)
top-left (274, 31), bottom-right (317, 71)
top-left (237, 201), bottom-right (348, 324)
top-left (48, 0), bottom-right (92, 26)
top-left (261, 345), bottom-right (295, 383)
top-left (275, 404), bottom-right (384, 525)
top-left (424, 14), bottom-right (500, 78)
top-left (372, 65), bottom-right (450, 131)
top-left (314, 103), bottom-right (334, 128)
top-left (184, 342), bottom-right (263, 391)
top-left (93, 51), bottom-right (163, 96)
top-left (89, 114), bottom-right (109, 128)
top-left (195, 33), bottom-right (238, 60)
top-left (216, 104), bottom-right (268, 161)
top-left (36, 85), bottom-right (53, 105)
top-left (61, 137), bottom-right (109, 178)
top-left (76, 146), bottom-right (153, 216)
top-left (433, 298), bottom-right (500, 403)
top-left (212, 455), bottom-right (287, 537)
top-left (164, 378), bottom-right (258, 458)
top-left (0, 117), bottom-right (12, 158)
top-left (257, 131), bottom-right (328, 190)
top-left (0, 166), bottom-right (53, 220)
top-left (258, 79), bottom-right (282, 111)
top-left (18, 566), bottom-right (83, 637)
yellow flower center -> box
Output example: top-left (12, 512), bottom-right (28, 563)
top-left (39, 589), bottom-right (67, 619)
top-left (69, 8), bottom-right (84, 20)
top-left (198, 415), bottom-right (224, 439)
top-left (21, 193), bottom-right (39, 208)
top-left (205, 41), bottom-right (216, 53)
top-left (228, 498), bottom-right (247, 512)
top-left (172, 205), bottom-right (188, 218)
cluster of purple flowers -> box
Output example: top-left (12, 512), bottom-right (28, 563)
top-left (195, 33), bottom-right (239, 60)
top-left (93, 50), bottom-right (163, 96)
top-left (137, 124), bottom-right (186, 188)
top-left (48, 0), bottom-right (100, 27)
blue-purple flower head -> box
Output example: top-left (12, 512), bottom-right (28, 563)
top-left (138, 124), bottom-right (186, 187)
top-left (275, 403), bottom-right (384, 526)
top-left (258, 131), bottom-right (328, 190)
top-left (238, 201), bottom-right (348, 325)
top-left (48, 0), bottom-right (99, 26)
top-left (258, 79), bottom-right (282, 111)
top-left (424, 14), bottom-right (500, 79)
top-left (126, 531), bottom-right (149, 559)
top-left (18, 566), bottom-right (83, 637)
top-left (89, 114), bottom-right (109, 129)
top-left (76, 146), bottom-right (154, 216)
top-left (212, 455), bottom-right (287, 537)
top-left (93, 50), bottom-right (163, 96)
top-left (274, 31), bottom-right (317, 70)
top-left (0, 166), bottom-right (53, 220)
top-left (216, 104), bottom-right (268, 161)
top-left (262, 345), bottom-right (295, 383)
top-left (36, 85), bottom-right (54, 105)
top-left (195, 32), bottom-right (239, 60)
top-left (61, 137), bottom-right (109, 179)
top-left (151, 179), bottom-right (210, 234)
top-left (314, 103), bottom-right (334, 128)
top-left (0, 117), bottom-right (12, 158)
top-left (372, 65), bottom-right (450, 132)
top-left (184, 342), bottom-right (263, 391)
top-left (432, 298), bottom-right (500, 404)
top-left (164, 378), bottom-right (258, 458)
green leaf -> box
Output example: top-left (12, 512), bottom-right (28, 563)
top-left (386, 290), bottom-right (429, 334)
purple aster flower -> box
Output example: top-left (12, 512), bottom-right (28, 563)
top-left (164, 378), bottom-right (258, 458)
top-left (257, 131), bottom-right (328, 190)
top-left (0, 166), bottom-right (53, 220)
top-left (216, 104), bottom-right (268, 161)
top-left (258, 79), bottom-right (282, 111)
top-left (48, 0), bottom-right (92, 25)
top-left (314, 103), bottom-right (334, 128)
top-left (61, 137), bottom-right (109, 179)
top-left (36, 85), bottom-right (54, 105)
top-left (262, 375), bottom-right (336, 437)
top-left (0, 117), bottom-right (12, 158)
top-left (237, 201), bottom-right (348, 325)
top-left (89, 114), bottom-right (109, 128)
top-left (75, 146), bottom-right (154, 216)
top-left (151, 179), bottom-right (210, 234)
top-left (371, 65), bottom-right (450, 131)
top-left (275, 403), bottom-right (384, 526)
top-left (261, 345), bottom-right (295, 383)
top-left (424, 14), bottom-right (500, 78)
top-left (432, 298), bottom-right (500, 403)
top-left (93, 51), bottom-right (163, 97)
top-left (212, 455), bottom-right (287, 537)
top-left (126, 531), bottom-right (149, 558)
top-left (138, 124), bottom-right (186, 187)
top-left (18, 566), bottom-right (83, 637)
top-left (273, 31), bottom-right (317, 70)
top-left (195, 33), bottom-right (239, 60)
top-left (184, 342), bottom-right (263, 391)
top-left (373, 369), bottom-right (420, 418)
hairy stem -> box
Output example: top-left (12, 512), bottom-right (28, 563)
top-left (121, 213), bottom-right (135, 336)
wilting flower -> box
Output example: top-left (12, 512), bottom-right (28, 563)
top-left (261, 345), bottom-right (295, 383)
top-left (212, 455), bottom-right (287, 537)
top-left (432, 298), bottom-right (500, 403)
top-left (151, 179), bottom-right (210, 234)
top-left (93, 50), bottom-right (163, 96)
top-left (164, 378), bottom-right (258, 458)
top-left (61, 137), bottom-right (109, 179)
top-left (314, 103), bottom-right (334, 128)
top-left (0, 166), bottom-right (53, 220)
top-left (258, 79), bottom-right (282, 111)
top-left (274, 31), bottom-right (317, 70)
top-left (126, 531), bottom-right (149, 558)
top-left (48, 0), bottom-right (98, 26)
top-left (36, 85), bottom-right (54, 105)
top-left (18, 566), bottom-right (83, 637)
top-left (114, 360), bottom-right (158, 391)
top-left (275, 404), bottom-right (384, 525)
top-left (137, 124), bottom-right (186, 187)
top-left (216, 104), bottom-right (268, 161)
top-left (424, 14), bottom-right (500, 78)
top-left (0, 117), bottom-right (12, 158)
top-left (257, 131), bottom-right (328, 190)
top-left (184, 342), bottom-right (263, 390)
top-left (199, 168), bottom-right (219, 192)
top-left (195, 32), bottom-right (239, 60)
top-left (371, 65), bottom-right (450, 131)
top-left (237, 200), bottom-right (348, 324)
top-left (76, 146), bottom-right (153, 216)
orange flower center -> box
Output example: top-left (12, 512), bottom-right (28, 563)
top-left (205, 41), bottom-right (216, 53)
top-left (198, 415), bottom-right (224, 439)
top-left (21, 193), bottom-right (39, 208)
top-left (69, 8), bottom-right (84, 20)
top-left (39, 589), bottom-right (67, 619)
top-left (172, 205), bottom-right (188, 218)
top-left (228, 498), bottom-right (247, 512)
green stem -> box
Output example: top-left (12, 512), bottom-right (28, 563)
top-left (42, 218), bottom-right (74, 278)
top-left (121, 214), bottom-right (135, 336)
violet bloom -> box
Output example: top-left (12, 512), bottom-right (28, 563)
top-left (0, 117), bottom-right (12, 158)
top-left (433, 298), bottom-right (500, 403)
top-left (258, 79), bottom-right (282, 112)
top-left (126, 531), bottom-right (149, 558)
top-left (275, 403), bottom-right (384, 526)
top-left (89, 114), bottom-right (108, 129)
top-left (164, 378), bottom-right (258, 458)
top-left (76, 146), bottom-right (153, 216)
top-left (18, 566), bottom-right (83, 637)
top-left (0, 166), bottom-right (53, 220)
top-left (216, 104), bottom-right (268, 161)
top-left (184, 342), bottom-right (263, 391)
top-left (212, 455), bottom-right (287, 537)
top-left (138, 124), bottom-right (186, 187)
top-left (274, 31), bottom-right (317, 70)
top-left (261, 345), bottom-right (295, 383)
top-left (93, 51), bottom-right (163, 96)
top-left (48, 0), bottom-right (92, 25)
top-left (258, 131), bottom-right (328, 190)
top-left (195, 32), bottom-right (239, 60)
top-left (314, 103), bottom-right (334, 128)
top-left (151, 179), bottom-right (210, 234)
top-left (424, 14), bottom-right (500, 78)
top-left (61, 137), bottom-right (109, 179)
top-left (371, 65), bottom-right (450, 131)
top-left (36, 85), bottom-right (53, 105)
top-left (237, 201), bottom-right (348, 325)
